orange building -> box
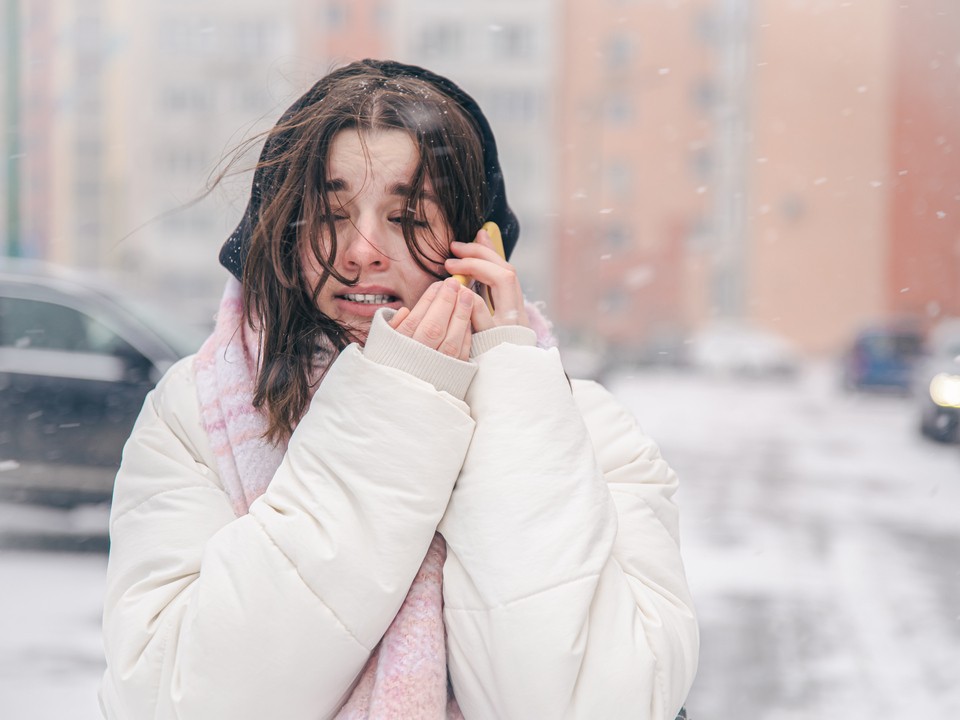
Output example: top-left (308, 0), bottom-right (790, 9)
top-left (556, 1), bottom-right (959, 358)
top-left (295, 0), bottom-right (388, 69)
top-left (886, 0), bottom-right (960, 328)
top-left (744, 1), bottom-right (895, 354)
top-left (555, 0), bottom-right (715, 358)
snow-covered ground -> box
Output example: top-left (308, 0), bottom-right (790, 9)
top-left (1, 363), bottom-right (957, 719)
top-left (0, 550), bottom-right (106, 719)
top-left (608, 363), bottom-right (960, 719)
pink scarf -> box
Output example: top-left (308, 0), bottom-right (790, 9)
top-left (194, 278), bottom-right (555, 719)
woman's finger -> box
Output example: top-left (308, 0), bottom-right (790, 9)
top-left (393, 281), bottom-right (442, 338)
top-left (444, 256), bottom-right (528, 327)
top-left (388, 306), bottom-right (411, 330)
top-left (410, 277), bottom-right (460, 349)
top-left (449, 233), bottom-right (511, 268)
top-left (469, 290), bottom-right (495, 333)
top-left (436, 285), bottom-right (475, 359)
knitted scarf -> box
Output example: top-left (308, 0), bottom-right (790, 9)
top-left (194, 278), bottom-right (555, 719)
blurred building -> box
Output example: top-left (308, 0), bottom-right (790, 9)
top-left (104, 0), bottom-right (317, 329)
top-left (744, 0), bottom-right (959, 354)
top-left (17, 0), bottom-right (55, 260)
top-left (6, 0), bottom-right (959, 351)
top-left (13, 0), bottom-right (110, 267)
top-left (556, 0), bottom-right (960, 358)
top-left (555, 0), bottom-right (716, 359)
top-left (887, 0), bottom-right (960, 329)
top-left (744, 0), bottom-right (896, 354)
top-left (298, 0), bottom-right (389, 66)
top-left (389, 0), bottom-right (559, 304)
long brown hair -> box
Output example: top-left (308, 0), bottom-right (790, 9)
top-left (233, 62), bottom-right (488, 441)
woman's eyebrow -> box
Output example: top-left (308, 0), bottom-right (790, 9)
top-left (323, 178), bottom-right (348, 192)
top-left (391, 182), bottom-right (439, 204)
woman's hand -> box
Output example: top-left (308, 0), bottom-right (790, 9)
top-left (444, 228), bottom-right (529, 332)
top-left (389, 277), bottom-right (489, 360)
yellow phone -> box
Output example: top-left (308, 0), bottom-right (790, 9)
top-left (453, 221), bottom-right (506, 313)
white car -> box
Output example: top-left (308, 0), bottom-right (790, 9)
top-left (686, 321), bottom-right (801, 378)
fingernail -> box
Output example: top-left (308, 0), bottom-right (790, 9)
top-left (458, 287), bottom-right (473, 305)
top-left (443, 277), bottom-right (459, 290)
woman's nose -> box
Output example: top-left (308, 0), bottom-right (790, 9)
top-left (339, 222), bottom-right (389, 271)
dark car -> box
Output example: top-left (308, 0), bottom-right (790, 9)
top-left (0, 260), bottom-right (204, 507)
top-left (842, 326), bottom-right (925, 394)
top-left (915, 319), bottom-right (960, 443)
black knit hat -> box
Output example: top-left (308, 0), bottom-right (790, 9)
top-left (218, 58), bottom-right (519, 281)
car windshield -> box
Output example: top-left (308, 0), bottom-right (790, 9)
top-left (892, 334), bottom-right (923, 357)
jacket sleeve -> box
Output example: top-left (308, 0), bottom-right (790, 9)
top-left (438, 343), bottom-right (699, 720)
top-left (100, 346), bottom-right (476, 720)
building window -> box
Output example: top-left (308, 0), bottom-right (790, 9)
top-left (690, 147), bottom-right (712, 182)
top-left (487, 87), bottom-right (540, 125)
top-left (159, 86), bottom-right (212, 113)
top-left (418, 22), bottom-right (463, 59)
top-left (602, 287), bottom-right (628, 315)
top-left (374, 1), bottom-right (391, 28)
top-left (686, 216), bottom-right (712, 250)
top-left (490, 24), bottom-right (535, 60)
top-left (159, 18), bottom-right (217, 55)
top-left (605, 92), bottom-right (633, 124)
top-left (327, 1), bottom-right (348, 29)
top-left (605, 223), bottom-right (631, 250)
top-left (159, 147), bottom-right (208, 175)
top-left (75, 138), bottom-right (102, 159)
top-left (605, 161), bottom-right (632, 197)
top-left (694, 8), bottom-right (720, 46)
top-left (692, 77), bottom-right (717, 111)
top-left (605, 34), bottom-right (635, 69)
top-left (780, 194), bottom-right (806, 223)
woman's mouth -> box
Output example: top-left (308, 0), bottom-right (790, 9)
top-left (333, 291), bottom-right (402, 318)
top-left (339, 293), bottom-right (398, 304)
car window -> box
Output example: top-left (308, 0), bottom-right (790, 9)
top-left (0, 296), bottom-right (139, 357)
top-left (893, 334), bottom-right (922, 357)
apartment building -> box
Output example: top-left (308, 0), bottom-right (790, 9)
top-left (555, 0), bottom-right (716, 357)
top-left (887, 0), bottom-right (960, 329)
top-left (389, 0), bottom-right (559, 304)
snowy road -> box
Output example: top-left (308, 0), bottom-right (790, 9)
top-left (608, 365), bottom-right (960, 720)
top-left (1, 364), bottom-right (958, 719)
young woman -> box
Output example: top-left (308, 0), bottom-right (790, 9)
top-left (100, 59), bottom-right (698, 720)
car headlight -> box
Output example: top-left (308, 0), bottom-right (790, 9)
top-left (929, 373), bottom-right (960, 408)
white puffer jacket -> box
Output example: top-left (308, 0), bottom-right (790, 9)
top-left (100, 313), bottom-right (698, 720)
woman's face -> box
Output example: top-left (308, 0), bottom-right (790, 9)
top-left (304, 129), bottom-right (451, 343)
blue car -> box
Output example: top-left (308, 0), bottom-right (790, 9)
top-left (842, 327), bottom-right (925, 393)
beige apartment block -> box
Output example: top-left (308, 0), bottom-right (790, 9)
top-left (745, 1), bottom-right (895, 355)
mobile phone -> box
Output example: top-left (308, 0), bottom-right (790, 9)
top-left (453, 221), bottom-right (506, 312)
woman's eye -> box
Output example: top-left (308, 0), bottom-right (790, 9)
top-left (322, 214), bottom-right (349, 222)
top-left (390, 217), bottom-right (430, 228)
